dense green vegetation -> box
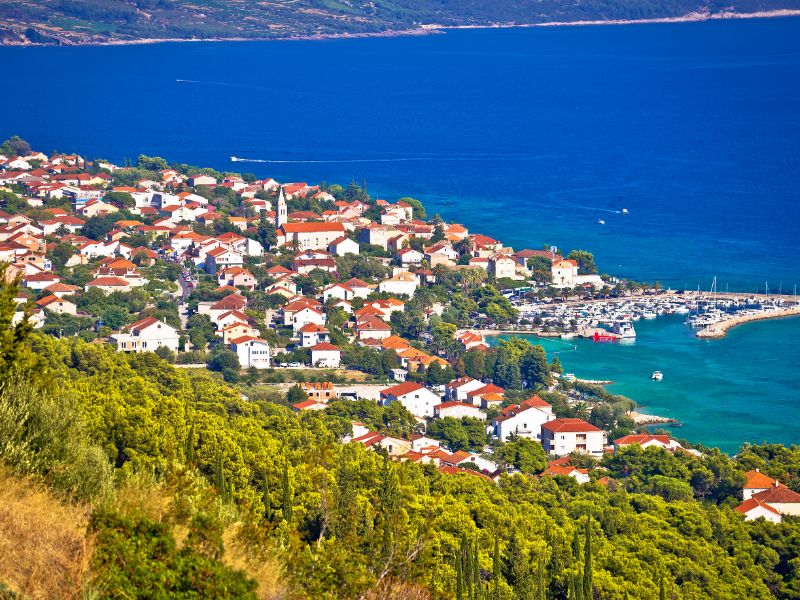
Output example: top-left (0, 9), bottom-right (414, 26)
top-left (2, 0), bottom-right (799, 45)
top-left (3, 266), bottom-right (800, 598)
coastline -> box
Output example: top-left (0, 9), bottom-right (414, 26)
top-left (3, 9), bottom-right (800, 48)
top-left (629, 411), bottom-right (677, 426)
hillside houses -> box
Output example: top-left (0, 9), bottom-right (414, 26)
top-left (0, 141), bottom-right (641, 486)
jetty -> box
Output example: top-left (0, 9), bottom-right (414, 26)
top-left (696, 304), bottom-right (800, 338)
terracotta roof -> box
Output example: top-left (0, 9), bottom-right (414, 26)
top-left (311, 342), bottom-right (340, 352)
top-left (751, 484), bottom-right (800, 504)
top-left (541, 418), bottom-right (601, 433)
top-left (735, 497), bottom-right (782, 516)
top-left (744, 470), bottom-right (779, 490)
top-left (380, 381), bottom-right (426, 397)
top-left (87, 276), bottom-right (130, 287)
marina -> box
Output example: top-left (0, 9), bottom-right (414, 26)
top-left (486, 290), bottom-right (800, 341)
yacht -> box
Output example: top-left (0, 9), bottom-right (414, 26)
top-left (612, 320), bottom-right (637, 339)
top-left (621, 208), bottom-right (629, 214)
top-left (651, 371), bottom-right (663, 381)
top-left (597, 219), bottom-right (605, 225)
top-left (642, 311), bottom-right (657, 319)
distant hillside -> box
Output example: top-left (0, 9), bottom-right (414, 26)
top-left (2, 0), bottom-right (800, 45)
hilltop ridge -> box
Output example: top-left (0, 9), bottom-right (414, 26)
top-left (2, 0), bottom-right (800, 45)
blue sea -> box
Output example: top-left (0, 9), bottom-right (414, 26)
top-left (1, 18), bottom-right (798, 449)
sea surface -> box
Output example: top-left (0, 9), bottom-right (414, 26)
top-left (1, 18), bottom-right (798, 449)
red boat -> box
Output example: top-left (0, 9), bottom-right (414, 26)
top-left (592, 332), bottom-right (617, 342)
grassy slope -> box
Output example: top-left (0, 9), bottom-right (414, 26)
top-left (0, 468), bottom-right (91, 599)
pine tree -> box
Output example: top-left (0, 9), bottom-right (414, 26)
top-left (583, 518), bottom-right (592, 600)
top-left (0, 263), bottom-right (33, 384)
top-left (282, 462), bottom-right (293, 523)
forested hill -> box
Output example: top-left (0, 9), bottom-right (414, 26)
top-left (2, 0), bottom-right (800, 45)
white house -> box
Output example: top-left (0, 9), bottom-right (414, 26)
top-left (380, 382), bottom-right (441, 419)
top-left (111, 317), bottom-right (180, 354)
top-left (493, 395), bottom-right (554, 442)
top-left (310, 342), bottom-right (341, 368)
top-left (230, 336), bottom-right (271, 369)
top-left (277, 222), bottom-right (346, 250)
top-left (445, 376), bottom-right (485, 402)
top-left (205, 247), bottom-right (244, 274)
top-left (551, 259), bottom-right (604, 289)
top-left (540, 418), bottom-right (605, 457)
top-left (743, 470), bottom-right (779, 501)
top-left (397, 248), bottom-right (423, 267)
top-left (298, 323), bottom-right (330, 347)
top-left (378, 271), bottom-right (419, 297)
top-left (328, 235), bottom-right (360, 256)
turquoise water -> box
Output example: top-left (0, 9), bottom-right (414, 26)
top-left (500, 315), bottom-right (800, 453)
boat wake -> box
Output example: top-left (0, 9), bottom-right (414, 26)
top-left (230, 153), bottom-right (557, 164)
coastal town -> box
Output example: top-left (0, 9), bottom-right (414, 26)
top-left (2, 137), bottom-right (799, 523)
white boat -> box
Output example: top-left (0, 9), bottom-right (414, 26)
top-left (597, 219), bottom-right (605, 225)
top-left (642, 311), bottom-right (657, 319)
top-left (651, 371), bottom-right (663, 381)
top-left (621, 208), bottom-right (629, 214)
top-left (612, 320), bottom-right (637, 338)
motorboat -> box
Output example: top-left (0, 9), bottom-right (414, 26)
top-left (651, 371), bottom-right (663, 381)
top-left (612, 320), bottom-right (637, 338)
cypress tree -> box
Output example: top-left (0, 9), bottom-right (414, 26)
top-left (492, 534), bottom-right (501, 598)
top-left (185, 422), bottom-right (195, 465)
top-left (462, 534), bottom-right (472, 599)
top-left (282, 462), bottom-right (293, 523)
top-left (214, 450), bottom-right (226, 500)
top-left (659, 574), bottom-right (667, 600)
top-left (583, 517), bottom-right (592, 600)
top-left (537, 559), bottom-right (546, 600)
top-left (574, 573), bottom-right (584, 600)
top-left (456, 549), bottom-right (464, 600)
top-left (572, 528), bottom-right (581, 565)
top-left (262, 469), bottom-right (272, 522)
top-left (472, 536), bottom-right (481, 600)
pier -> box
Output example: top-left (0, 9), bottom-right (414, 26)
top-left (696, 305), bottom-right (800, 338)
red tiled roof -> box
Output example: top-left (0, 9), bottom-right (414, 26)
top-left (744, 470), bottom-right (779, 490)
top-left (541, 418), bottom-right (601, 433)
top-left (380, 381), bottom-right (426, 397)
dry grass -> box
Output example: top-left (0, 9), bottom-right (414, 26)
top-left (222, 526), bottom-right (288, 600)
top-left (0, 468), bottom-right (92, 599)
